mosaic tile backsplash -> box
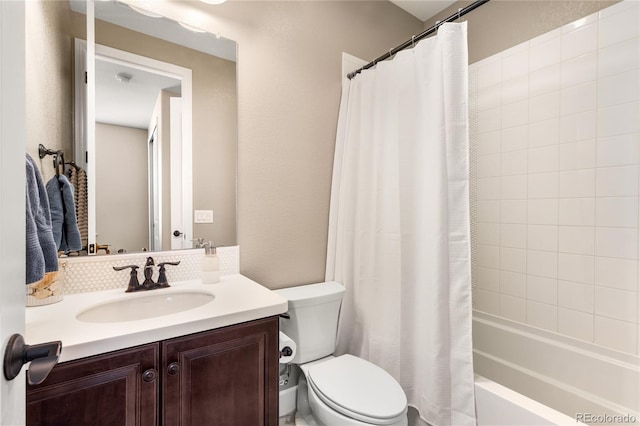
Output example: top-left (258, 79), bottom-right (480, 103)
top-left (61, 246), bottom-right (240, 294)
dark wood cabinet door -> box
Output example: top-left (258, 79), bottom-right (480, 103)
top-left (162, 317), bottom-right (279, 426)
top-left (26, 344), bottom-right (159, 426)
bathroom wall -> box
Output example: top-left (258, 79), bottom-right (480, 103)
top-left (25, 0), bottom-right (73, 183)
top-left (95, 123), bottom-right (148, 253)
top-left (147, 1), bottom-right (424, 289)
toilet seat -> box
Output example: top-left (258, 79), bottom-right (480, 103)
top-left (305, 355), bottom-right (407, 425)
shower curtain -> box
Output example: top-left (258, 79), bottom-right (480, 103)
top-left (325, 23), bottom-right (475, 426)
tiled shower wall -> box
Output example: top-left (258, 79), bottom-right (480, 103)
top-left (471, 1), bottom-right (639, 355)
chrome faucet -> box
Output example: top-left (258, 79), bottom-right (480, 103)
top-left (113, 257), bottom-right (180, 292)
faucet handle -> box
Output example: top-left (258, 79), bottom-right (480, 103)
top-left (156, 261), bottom-right (181, 288)
top-left (113, 265), bottom-right (141, 292)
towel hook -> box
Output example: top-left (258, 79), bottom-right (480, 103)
top-left (54, 151), bottom-right (64, 176)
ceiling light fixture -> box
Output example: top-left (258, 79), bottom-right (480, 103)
top-left (128, 4), bottom-right (163, 18)
top-left (200, 0), bottom-right (227, 4)
top-left (115, 72), bottom-right (133, 84)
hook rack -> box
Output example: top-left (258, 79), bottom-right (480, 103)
top-left (38, 144), bottom-right (65, 176)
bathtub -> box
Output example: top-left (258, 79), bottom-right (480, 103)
top-left (279, 375), bottom-right (580, 425)
top-left (475, 375), bottom-right (581, 425)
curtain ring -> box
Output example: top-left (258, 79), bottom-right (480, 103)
top-left (458, 8), bottom-right (462, 19)
top-left (389, 48), bottom-right (393, 57)
top-left (412, 35), bottom-right (416, 47)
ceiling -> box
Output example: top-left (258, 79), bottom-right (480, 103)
top-left (389, 0), bottom-right (458, 22)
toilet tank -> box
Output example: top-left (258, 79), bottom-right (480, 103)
top-left (275, 282), bottom-right (345, 364)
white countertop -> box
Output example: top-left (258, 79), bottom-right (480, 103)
top-left (26, 274), bottom-right (288, 363)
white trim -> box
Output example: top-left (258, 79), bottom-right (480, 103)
top-left (73, 38), bottom-right (87, 168)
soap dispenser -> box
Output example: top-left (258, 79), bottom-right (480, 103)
top-left (202, 241), bottom-right (220, 284)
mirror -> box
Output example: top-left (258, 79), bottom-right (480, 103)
top-left (70, 0), bottom-right (238, 254)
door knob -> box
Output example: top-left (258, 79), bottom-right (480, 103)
top-left (3, 333), bottom-right (61, 385)
top-left (173, 230), bottom-right (183, 237)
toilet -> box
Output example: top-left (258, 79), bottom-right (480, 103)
top-left (276, 282), bottom-right (408, 426)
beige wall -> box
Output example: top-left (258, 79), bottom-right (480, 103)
top-left (25, 0), bottom-right (73, 183)
top-left (149, 1), bottom-right (423, 288)
top-left (425, 0), bottom-right (619, 64)
top-left (95, 123), bottom-right (148, 253)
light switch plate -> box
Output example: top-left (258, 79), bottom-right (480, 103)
top-left (194, 209), bottom-right (213, 223)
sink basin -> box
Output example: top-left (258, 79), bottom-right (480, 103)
top-left (76, 291), bottom-right (215, 323)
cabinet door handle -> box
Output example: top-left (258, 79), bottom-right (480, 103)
top-left (167, 362), bottom-right (180, 375)
top-left (142, 368), bottom-right (157, 382)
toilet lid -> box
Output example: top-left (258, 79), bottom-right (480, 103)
top-left (307, 355), bottom-right (407, 422)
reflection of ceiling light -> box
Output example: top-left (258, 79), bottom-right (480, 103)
top-left (178, 22), bottom-right (207, 33)
top-left (115, 73), bottom-right (132, 83)
top-left (201, 0), bottom-right (227, 4)
top-left (128, 4), bottom-right (162, 18)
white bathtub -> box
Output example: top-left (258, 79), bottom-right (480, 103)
top-left (280, 375), bottom-right (580, 425)
top-left (475, 375), bottom-right (581, 426)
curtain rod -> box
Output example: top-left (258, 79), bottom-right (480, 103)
top-left (347, 0), bottom-right (490, 80)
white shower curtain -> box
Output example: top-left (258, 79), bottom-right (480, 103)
top-left (325, 23), bottom-right (475, 426)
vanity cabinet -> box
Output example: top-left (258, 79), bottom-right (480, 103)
top-left (26, 317), bottom-right (279, 426)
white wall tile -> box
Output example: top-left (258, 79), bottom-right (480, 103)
top-left (478, 83), bottom-right (502, 111)
top-left (598, 0), bottom-right (639, 19)
top-left (558, 307), bottom-right (594, 341)
top-left (594, 316), bottom-right (638, 354)
top-left (500, 294), bottom-right (527, 322)
top-left (527, 275), bottom-right (558, 304)
top-left (477, 177), bottom-right (501, 200)
top-left (598, 7), bottom-right (639, 48)
top-left (476, 267), bottom-right (500, 292)
top-left (477, 244), bottom-right (500, 269)
top-left (477, 154), bottom-right (501, 178)
top-left (501, 175), bottom-right (527, 200)
top-left (558, 280), bottom-right (594, 313)
top-left (560, 81), bottom-right (597, 116)
top-left (475, 289), bottom-right (500, 315)
top-left (502, 99), bottom-right (529, 128)
top-left (501, 125), bottom-right (528, 152)
top-left (528, 172), bottom-right (558, 199)
top-left (595, 286), bottom-right (638, 323)
top-left (561, 22), bottom-right (597, 61)
top-left (502, 76), bottom-right (529, 105)
top-left (530, 36), bottom-right (561, 71)
top-left (478, 56), bottom-right (502, 89)
top-left (598, 70), bottom-right (640, 108)
top-left (528, 199), bottom-right (558, 225)
top-left (500, 271), bottom-right (527, 298)
top-left (559, 169), bottom-right (595, 198)
top-left (560, 110), bottom-right (597, 143)
top-left (598, 102), bottom-right (640, 138)
top-left (558, 139), bottom-right (596, 171)
top-left (530, 28), bottom-right (561, 47)
top-left (478, 106), bottom-right (502, 133)
top-left (477, 200), bottom-right (500, 223)
top-left (527, 249), bottom-right (558, 279)
top-left (529, 118), bottom-right (559, 148)
top-left (477, 130), bottom-right (501, 156)
top-left (561, 51), bottom-right (597, 88)
top-left (529, 145), bottom-right (559, 173)
top-left (529, 91), bottom-right (560, 123)
top-left (595, 257), bottom-right (639, 292)
top-left (598, 37), bottom-right (640, 78)
top-left (477, 222), bottom-right (500, 246)
top-left (527, 225), bottom-right (558, 252)
top-left (501, 247), bottom-right (527, 274)
top-left (595, 227), bottom-right (639, 260)
top-left (562, 13), bottom-right (597, 34)
top-left (527, 300), bottom-right (557, 331)
top-left (501, 150), bottom-right (527, 176)
top-left (559, 198), bottom-right (595, 226)
top-left (529, 64), bottom-right (560, 97)
top-left (595, 165), bottom-right (639, 197)
top-left (501, 200), bottom-right (528, 224)
top-left (595, 197), bottom-right (638, 228)
top-left (558, 253), bottom-right (595, 284)
top-left (501, 224), bottom-right (527, 249)
top-left (596, 133), bottom-right (639, 167)
top-left (503, 49), bottom-right (530, 81)
top-left (559, 226), bottom-right (595, 255)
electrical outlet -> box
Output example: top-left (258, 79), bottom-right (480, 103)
top-left (194, 210), bottom-right (213, 223)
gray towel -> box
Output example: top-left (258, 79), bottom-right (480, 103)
top-left (26, 154), bottom-right (58, 284)
top-left (46, 174), bottom-right (82, 253)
